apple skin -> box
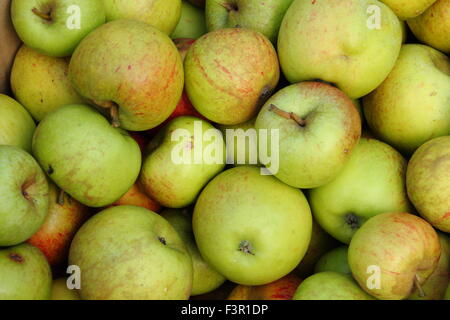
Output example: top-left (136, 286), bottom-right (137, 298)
top-left (363, 44), bottom-right (450, 155)
top-left (11, 0), bottom-right (106, 57)
top-left (293, 272), bottom-right (375, 300)
top-left (407, 0), bottom-right (450, 54)
top-left (172, 1), bottom-right (207, 39)
top-left (10, 45), bottom-right (85, 121)
top-left (51, 278), bottom-right (80, 300)
top-left (278, 0), bottom-right (403, 99)
top-left (69, 19), bottom-right (184, 131)
top-left (193, 166), bottom-right (313, 285)
top-left (110, 182), bottom-right (161, 213)
top-left (309, 137), bottom-right (413, 244)
top-left (227, 274), bottom-right (302, 300)
top-left (184, 27), bottom-right (280, 125)
top-left (205, 0), bottom-right (294, 43)
top-left (0, 243), bottom-right (52, 300)
top-left (32, 104), bottom-right (141, 208)
top-left (445, 285), bottom-right (450, 300)
top-left (255, 81), bottom-right (361, 189)
top-left (348, 212), bottom-right (441, 300)
top-left (380, 0), bottom-right (437, 19)
top-left (0, 94), bottom-right (35, 152)
top-left (69, 205), bottom-right (193, 300)
top-left (0, 145), bottom-right (49, 247)
top-left (406, 136), bottom-right (450, 233)
top-left (314, 246), bottom-right (351, 275)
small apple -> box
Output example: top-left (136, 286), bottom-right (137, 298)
top-left (110, 182), bottom-right (161, 213)
top-left (51, 278), bottom-right (80, 300)
top-left (380, 0), bottom-right (437, 19)
top-left (314, 246), bottom-right (351, 275)
top-left (172, 1), bottom-right (207, 39)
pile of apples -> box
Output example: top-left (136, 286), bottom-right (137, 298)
top-left (0, 0), bottom-right (449, 301)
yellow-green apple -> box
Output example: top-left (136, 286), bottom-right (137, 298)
top-left (161, 208), bottom-right (226, 296)
top-left (0, 94), bottom-right (35, 152)
top-left (314, 246), bottom-right (351, 275)
top-left (205, 0), bottom-right (294, 43)
top-left (172, 1), bottom-right (207, 39)
top-left (380, 0), bottom-right (437, 19)
top-left (193, 166), bottom-right (313, 285)
top-left (69, 19), bottom-right (184, 131)
top-left (0, 243), bottom-right (52, 300)
top-left (69, 205), bottom-right (193, 299)
top-left (101, 0), bottom-right (181, 35)
top-left (363, 44), bottom-right (450, 155)
top-left (309, 137), bottom-right (413, 244)
top-left (110, 182), bottom-right (161, 213)
top-left (407, 0), bottom-right (450, 54)
top-left (445, 285), bottom-right (450, 300)
top-left (10, 45), bottom-right (84, 121)
top-left (406, 136), bottom-right (450, 232)
top-left (11, 0), bottom-right (106, 57)
top-left (184, 27), bottom-right (280, 125)
top-left (51, 278), bottom-right (80, 300)
top-left (278, 0), bottom-right (403, 99)
top-left (293, 272), bottom-right (374, 300)
top-left (32, 104), bottom-right (141, 208)
top-left (0, 145), bottom-right (48, 246)
top-left (348, 212), bottom-right (441, 300)
top-left (255, 82), bottom-right (361, 189)
top-left (140, 116), bottom-right (225, 208)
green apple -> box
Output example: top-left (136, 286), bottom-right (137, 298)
top-left (193, 166), bottom-right (313, 285)
top-left (172, 1), bottom-right (207, 39)
top-left (278, 0), bottom-right (403, 99)
top-left (11, 0), bottom-right (106, 57)
top-left (0, 94), bottom-right (35, 152)
top-left (0, 145), bottom-right (49, 246)
top-left (314, 246), bottom-right (351, 275)
top-left (380, 0), bottom-right (437, 19)
top-left (0, 243), bottom-right (52, 300)
top-left (69, 19), bottom-right (184, 131)
top-left (348, 212), bottom-right (441, 300)
top-left (293, 272), bottom-right (374, 300)
top-left (407, 0), bottom-right (450, 54)
top-left (309, 137), bottom-right (413, 244)
top-left (160, 208), bottom-right (226, 296)
top-left (51, 278), bottom-right (80, 300)
top-left (10, 45), bottom-right (85, 121)
top-left (255, 82), bottom-right (361, 189)
top-left (32, 104), bottom-right (141, 208)
top-left (363, 44), bottom-right (450, 155)
top-left (69, 205), bottom-right (193, 300)
top-left (406, 136), bottom-right (450, 233)
top-left (184, 27), bottom-right (280, 125)
top-left (445, 284), bottom-right (450, 300)
top-left (101, 0), bottom-right (181, 35)
top-left (205, 0), bottom-right (294, 43)
top-left (139, 116), bottom-right (225, 208)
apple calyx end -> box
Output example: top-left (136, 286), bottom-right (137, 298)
top-left (268, 104), bottom-right (307, 127)
top-left (158, 236), bottom-right (167, 246)
top-left (344, 213), bottom-right (360, 230)
top-left (238, 240), bottom-right (255, 255)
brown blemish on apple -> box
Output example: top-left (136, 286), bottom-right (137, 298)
top-left (8, 253), bottom-right (24, 263)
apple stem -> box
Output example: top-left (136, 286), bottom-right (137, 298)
top-left (57, 188), bottom-right (65, 206)
top-left (268, 104), bottom-right (307, 127)
top-left (32, 8), bottom-right (52, 21)
top-left (93, 100), bottom-right (121, 127)
top-left (414, 274), bottom-right (426, 297)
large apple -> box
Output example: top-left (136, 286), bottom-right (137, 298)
top-left (69, 205), bottom-right (193, 299)
top-left (278, 0), bottom-right (403, 99)
top-left (255, 82), bottom-right (361, 189)
top-left (0, 145), bottom-right (48, 246)
top-left (69, 19), bottom-right (184, 131)
top-left (348, 212), bottom-right (441, 300)
top-left (11, 0), bottom-right (106, 57)
top-left (363, 44), bottom-right (450, 155)
top-left (406, 136), bottom-right (450, 233)
top-left (314, 246), bottom-right (351, 275)
top-left (32, 104), bottom-right (141, 208)
top-left (184, 27), bottom-right (280, 125)
top-left (380, 0), bottom-right (437, 19)
top-left (10, 45), bottom-right (85, 121)
top-left (193, 166), bottom-right (313, 285)
top-left (172, 1), bottom-right (207, 39)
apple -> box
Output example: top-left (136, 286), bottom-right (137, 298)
top-left (0, 243), bottom-right (52, 300)
top-left (11, 0), bottom-right (106, 57)
top-left (193, 166), bottom-right (313, 285)
top-left (51, 278), bottom-right (80, 300)
top-left (309, 137), bottom-right (413, 244)
top-left (0, 145), bottom-right (49, 246)
top-left (69, 205), bottom-right (193, 300)
top-left (0, 93), bottom-right (35, 152)
top-left (10, 45), bottom-right (85, 121)
top-left (380, 0), bottom-right (437, 19)
top-left (101, 0), bottom-right (181, 35)
top-left (172, 1), bottom-right (207, 39)
top-left (406, 136), bottom-right (450, 233)
top-left (363, 44), bottom-right (450, 155)
top-left (293, 272), bottom-right (375, 300)
top-left (184, 27), bottom-right (280, 125)
top-left (278, 0), bottom-right (403, 99)
top-left (255, 82), bottom-right (361, 189)
top-left (348, 212), bottom-right (441, 300)
top-left (445, 285), bottom-right (450, 300)
top-left (407, 0), bottom-right (450, 54)
top-left (205, 0), bottom-right (294, 43)
top-left (32, 104), bottom-right (141, 208)
top-left (110, 182), bottom-right (161, 213)
top-left (68, 19), bottom-right (184, 131)
top-left (314, 246), bottom-right (351, 275)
